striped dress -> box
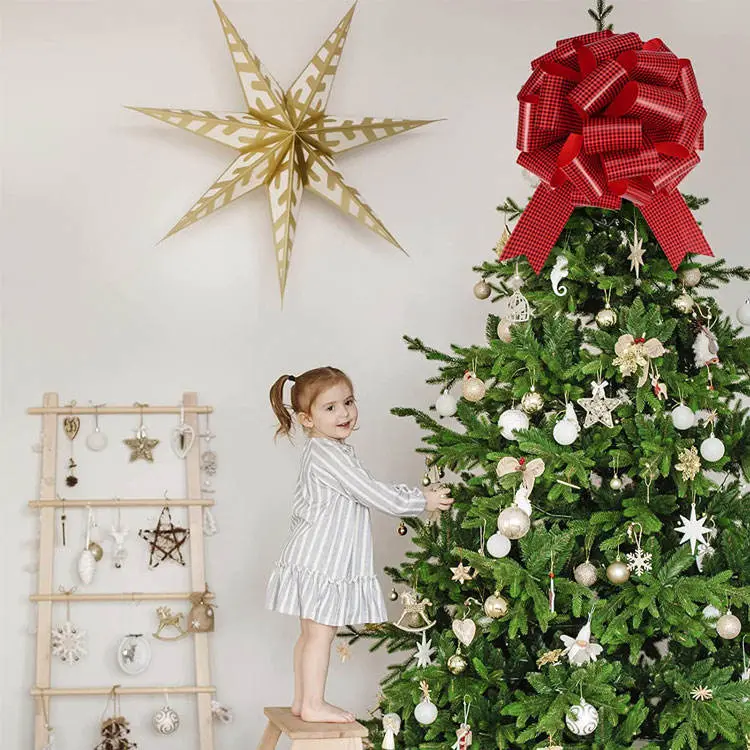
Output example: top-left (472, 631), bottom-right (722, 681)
top-left (265, 436), bottom-right (426, 626)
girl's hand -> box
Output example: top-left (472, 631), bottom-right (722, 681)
top-left (422, 484), bottom-right (454, 512)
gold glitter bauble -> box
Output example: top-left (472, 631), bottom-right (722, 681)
top-left (447, 653), bottom-right (467, 674)
top-left (462, 375), bottom-right (486, 402)
top-left (574, 561), bottom-right (597, 587)
top-left (680, 268), bottom-right (702, 288)
top-left (473, 280), bottom-right (491, 300)
top-left (595, 306), bottom-right (617, 328)
top-left (521, 390), bottom-right (544, 414)
top-left (716, 612), bottom-right (742, 639)
top-left (674, 292), bottom-right (694, 313)
top-left (484, 592), bottom-right (509, 619)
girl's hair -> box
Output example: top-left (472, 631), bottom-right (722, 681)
top-left (269, 366), bottom-right (353, 439)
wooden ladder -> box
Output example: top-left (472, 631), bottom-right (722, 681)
top-left (258, 708), bottom-right (369, 750)
top-left (29, 391), bottom-right (217, 750)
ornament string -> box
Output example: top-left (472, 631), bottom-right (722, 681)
top-left (549, 552), bottom-right (556, 613)
top-left (479, 520), bottom-right (486, 556)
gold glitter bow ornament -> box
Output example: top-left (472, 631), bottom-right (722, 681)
top-left (496, 456), bottom-right (545, 492)
top-left (613, 334), bottom-right (667, 387)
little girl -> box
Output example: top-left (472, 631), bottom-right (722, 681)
top-left (266, 366), bottom-right (453, 724)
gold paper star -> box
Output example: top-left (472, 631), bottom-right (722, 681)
top-left (675, 446), bottom-right (701, 481)
top-left (690, 685), bottom-right (713, 701)
top-left (130, 2), bottom-right (436, 299)
top-left (536, 648), bottom-right (564, 668)
top-left (450, 562), bottom-right (475, 584)
top-left (123, 430), bottom-right (160, 463)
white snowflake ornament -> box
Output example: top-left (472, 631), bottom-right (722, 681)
top-left (626, 548), bottom-right (653, 576)
top-left (675, 503), bottom-right (711, 555)
top-left (414, 631), bottom-right (435, 668)
top-left (51, 621), bottom-right (87, 664)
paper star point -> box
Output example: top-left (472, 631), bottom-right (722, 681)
top-left (675, 503), bottom-right (711, 555)
top-left (450, 562), bottom-right (475, 584)
top-left (131, 2), bottom-right (436, 299)
top-left (413, 631), bottom-right (435, 668)
top-left (577, 380), bottom-right (620, 428)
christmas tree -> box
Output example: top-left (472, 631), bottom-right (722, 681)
top-left (348, 4), bottom-right (750, 749)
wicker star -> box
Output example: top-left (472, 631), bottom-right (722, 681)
top-left (691, 685), bottom-right (713, 701)
top-left (123, 428), bottom-right (159, 463)
top-left (675, 446), bottom-right (701, 481)
top-left (450, 562), bottom-right (475, 584)
top-left (129, 2), bottom-right (436, 300)
top-left (139, 506), bottom-right (190, 568)
top-left (577, 380), bottom-right (620, 428)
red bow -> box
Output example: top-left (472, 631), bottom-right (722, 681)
top-left (501, 30), bottom-right (713, 273)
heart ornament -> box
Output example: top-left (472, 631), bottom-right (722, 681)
top-left (171, 424), bottom-right (195, 459)
top-left (452, 618), bottom-right (476, 647)
top-left (63, 416), bottom-right (80, 440)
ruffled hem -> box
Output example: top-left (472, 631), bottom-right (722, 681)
top-left (265, 562), bottom-right (387, 627)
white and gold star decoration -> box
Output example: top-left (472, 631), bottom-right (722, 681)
top-left (690, 685), bottom-right (713, 701)
top-left (627, 226), bottom-right (645, 280)
top-left (413, 631), bottom-right (435, 668)
top-left (675, 502), bottom-right (712, 555)
top-left (450, 562), bottom-right (475, 584)
top-left (130, 2), bottom-right (436, 299)
top-left (577, 380), bottom-right (621, 428)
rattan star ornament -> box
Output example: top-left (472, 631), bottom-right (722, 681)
top-left (130, 1), bottom-right (436, 300)
top-left (139, 506), bottom-right (190, 568)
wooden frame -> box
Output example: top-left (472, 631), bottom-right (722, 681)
top-left (29, 391), bottom-right (217, 750)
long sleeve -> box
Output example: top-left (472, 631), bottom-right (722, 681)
top-left (309, 439), bottom-right (426, 517)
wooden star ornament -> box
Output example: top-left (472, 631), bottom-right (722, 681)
top-left (139, 506), bottom-right (190, 568)
top-left (129, 1), bottom-right (437, 300)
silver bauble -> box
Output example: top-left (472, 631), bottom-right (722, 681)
top-left (447, 653), bottom-right (467, 674)
top-left (521, 390), bottom-right (544, 414)
top-left (484, 592), bottom-right (509, 619)
top-left (716, 612), bottom-right (742, 639)
top-left (153, 705), bottom-right (180, 735)
top-left (595, 306), bottom-right (617, 328)
top-left (674, 292), bottom-right (694, 314)
top-left (680, 267), bottom-right (701, 288)
top-left (606, 560), bottom-right (631, 585)
top-left (462, 376), bottom-right (486, 403)
top-left (574, 561), bottom-right (598, 587)
top-left (497, 506), bottom-right (530, 540)
top-left (473, 280), bottom-right (492, 300)
top-left (565, 699), bottom-right (599, 736)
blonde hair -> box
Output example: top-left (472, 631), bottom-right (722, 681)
top-left (269, 366), bottom-right (353, 439)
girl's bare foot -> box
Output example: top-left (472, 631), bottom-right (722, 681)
top-left (291, 702), bottom-right (302, 717)
top-left (300, 702), bottom-right (355, 723)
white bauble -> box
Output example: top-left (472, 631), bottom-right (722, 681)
top-left (553, 418), bottom-right (578, 446)
top-left (703, 605), bottom-right (721, 626)
top-left (497, 320), bottom-right (513, 343)
top-left (671, 404), bottom-right (694, 431)
top-left (716, 612), bottom-right (742, 639)
top-left (680, 267), bottom-right (701, 288)
top-left (462, 375), bottom-right (486, 402)
top-left (414, 699), bottom-right (438, 725)
top-left (565, 699), bottom-right (599, 736)
top-left (435, 390), bottom-right (457, 418)
top-left (497, 507), bottom-right (530, 540)
top-left (153, 705), bottom-right (180, 735)
top-left (486, 533), bottom-right (512, 558)
top-left (738, 299), bottom-right (750, 326)
top-left (117, 634), bottom-right (152, 675)
top-left (473, 280), bottom-right (492, 300)
top-left (700, 435), bottom-right (725, 462)
top-left (498, 409), bottom-right (529, 440)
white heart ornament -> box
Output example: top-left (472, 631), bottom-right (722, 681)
top-left (171, 425), bottom-right (195, 459)
top-left (452, 618), bottom-right (476, 647)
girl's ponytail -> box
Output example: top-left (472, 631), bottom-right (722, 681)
top-left (270, 375), bottom-right (296, 439)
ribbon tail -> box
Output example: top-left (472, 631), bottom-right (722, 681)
top-left (639, 191), bottom-right (713, 270)
top-left (500, 182), bottom-right (575, 273)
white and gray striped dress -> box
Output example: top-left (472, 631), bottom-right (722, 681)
top-left (265, 437), bottom-right (426, 627)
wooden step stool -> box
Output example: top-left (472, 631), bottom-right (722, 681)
top-left (258, 707), bottom-right (369, 750)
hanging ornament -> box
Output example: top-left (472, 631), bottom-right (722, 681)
top-left (435, 389), bottom-right (458, 418)
top-left (473, 279), bottom-right (491, 300)
top-left (413, 631), bottom-right (435, 668)
top-left (737, 299), bottom-right (750, 326)
top-left (382, 713), bottom-right (401, 750)
top-left (152, 693), bottom-right (180, 735)
top-left (703, 605), bottom-right (722, 624)
top-left (675, 446), bottom-right (701, 481)
top-left (700, 433), bottom-right (725, 462)
top-left (553, 402), bottom-right (579, 445)
top-left (40, 699), bottom-right (55, 750)
top-left (110, 499), bottom-right (129, 569)
top-left (536, 737), bottom-right (563, 750)
top-left (393, 590), bottom-right (435, 632)
top-left (187, 586), bottom-right (216, 633)
top-left (51, 609), bottom-right (88, 665)
top-left (627, 225), bottom-right (645, 280)
top-left (497, 506), bottom-right (530, 540)
top-left (595, 289), bottom-right (617, 329)
top-left (462, 371), bottom-right (486, 402)
top-left (609, 458), bottom-right (623, 490)
top-left (86, 403), bottom-right (109, 451)
top-left (496, 456), bottom-right (545, 493)
top-left (565, 698), bottom-right (599, 736)
top-left (210, 699), bottom-right (234, 724)
top-left (495, 225), bottom-right (511, 256)
top-left (447, 649), bottom-right (467, 674)
top-left (450, 562), bottom-right (475, 584)
top-left (613, 334), bottom-right (667, 387)
top-left (693, 323), bottom-right (720, 370)
top-left (626, 522), bottom-right (653, 576)
top-left (139, 500), bottom-right (190, 568)
top-left (57, 495), bottom-right (68, 549)
top-left (95, 688), bottom-right (138, 750)
top-left (63, 412), bottom-right (80, 441)
top-left (651, 367), bottom-right (668, 401)
top-left (675, 501), bottom-right (712, 555)
top-left (153, 606), bottom-right (188, 641)
top-left (123, 403), bottom-right (160, 462)
top-left (117, 633), bottom-right (152, 675)
top-left (77, 507), bottom-right (98, 585)
top-left (674, 291), bottom-right (695, 314)
top-left (560, 612), bottom-right (603, 666)
top-left (548, 553), bottom-right (556, 613)
top-left (501, 263), bottom-right (531, 322)
top-left (717, 610), bottom-right (742, 640)
top-left (577, 380), bottom-right (620, 428)
top-left (497, 318), bottom-right (513, 343)
top-left (498, 408), bottom-right (529, 440)
top-left (414, 681), bottom-right (438, 725)
top-left (574, 560), bottom-right (597, 587)
top-left (452, 617), bottom-right (476, 647)
top-left (536, 649), bottom-right (564, 668)
top-left (606, 555), bottom-right (631, 585)
top-left (65, 457), bottom-right (78, 488)
top-left (671, 403), bottom-right (695, 430)
top-left (397, 520), bottom-right (407, 536)
top-left (203, 506), bottom-right (218, 536)
top-left (451, 699), bottom-right (472, 750)
top-left (483, 591), bottom-right (508, 619)
top-left (521, 386), bottom-right (544, 414)
top-left (680, 267), bottom-right (702, 288)
top-left (486, 532), bottom-right (512, 558)
top-left (389, 588), bottom-right (399, 601)
top-left (690, 685), bottom-right (713, 701)
top-left (513, 485), bottom-right (533, 516)
top-left (171, 402), bottom-right (196, 459)
top-left (550, 254), bottom-right (569, 296)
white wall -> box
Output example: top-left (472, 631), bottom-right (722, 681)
top-left (2, 0), bottom-right (747, 748)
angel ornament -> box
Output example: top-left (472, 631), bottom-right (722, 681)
top-left (613, 334), bottom-right (667, 387)
top-left (393, 590), bottom-right (435, 633)
top-left (560, 612), bottom-right (603, 666)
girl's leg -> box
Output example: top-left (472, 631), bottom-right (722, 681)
top-left (299, 618), bottom-right (355, 723)
top-left (291, 619), bottom-right (305, 716)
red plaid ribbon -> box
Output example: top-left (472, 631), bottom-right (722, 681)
top-left (501, 31), bottom-right (713, 272)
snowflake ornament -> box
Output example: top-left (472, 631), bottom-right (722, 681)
top-left (51, 621), bottom-right (87, 664)
top-left (675, 503), bottom-right (712, 555)
top-left (626, 548), bottom-right (653, 576)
